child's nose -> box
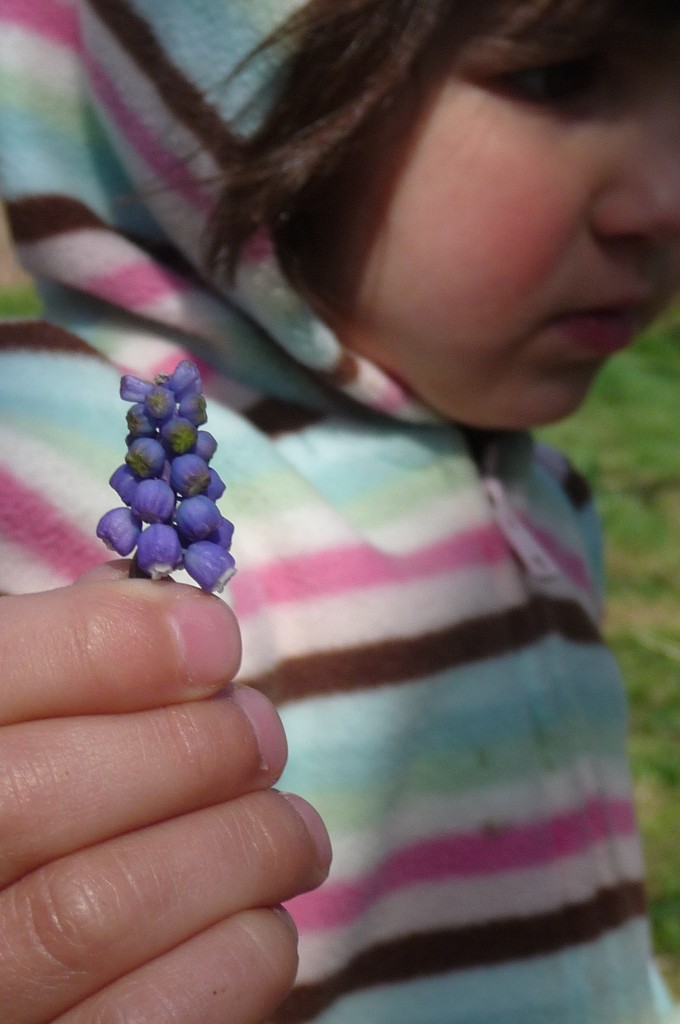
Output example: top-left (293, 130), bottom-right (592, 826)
top-left (592, 98), bottom-right (680, 246)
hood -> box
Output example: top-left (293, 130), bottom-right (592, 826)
top-left (0, 0), bottom-right (437, 421)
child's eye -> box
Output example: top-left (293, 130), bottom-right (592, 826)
top-left (502, 56), bottom-right (599, 104)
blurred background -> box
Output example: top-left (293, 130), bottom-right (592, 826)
top-left (0, 205), bottom-right (39, 316)
top-left (1, 204), bottom-right (680, 995)
top-left (0, 206), bottom-right (23, 285)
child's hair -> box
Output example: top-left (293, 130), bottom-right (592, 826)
top-left (209, 0), bottom-right (680, 297)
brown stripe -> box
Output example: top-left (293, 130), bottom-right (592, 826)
top-left (122, 234), bottom-right (200, 280)
top-left (7, 195), bottom-right (107, 246)
top-left (563, 466), bottom-right (593, 510)
top-left (85, 0), bottom-right (234, 161)
top-left (244, 397), bottom-right (324, 436)
top-left (320, 350), bottom-right (360, 388)
top-left (239, 593), bottom-right (601, 705)
top-left (275, 881), bottom-right (647, 1023)
top-left (0, 321), bottom-right (108, 361)
top-left (7, 196), bottom-right (204, 287)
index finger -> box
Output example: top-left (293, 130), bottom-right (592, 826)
top-left (0, 578), bottom-right (241, 725)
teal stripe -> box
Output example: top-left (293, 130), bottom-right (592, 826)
top-left (0, 352), bottom-right (122, 449)
top-left (0, 102), bottom-right (159, 237)
top-left (293, 743), bottom-right (629, 835)
top-left (129, 0), bottom-right (301, 131)
top-left (279, 420), bottom-right (474, 513)
top-left (278, 640), bottom-right (629, 807)
top-left (0, 108), bottom-right (132, 216)
top-left (0, 409), bottom-right (120, 483)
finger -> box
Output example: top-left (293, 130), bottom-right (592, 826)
top-left (0, 579), bottom-right (241, 725)
top-left (54, 908), bottom-right (299, 1024)
top-left (0, 685), bottom-right (288, 887)
top-left (1, 790), bottom-right (330, 1023)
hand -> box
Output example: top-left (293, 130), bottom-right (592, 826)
top-left (0, 564), bottom-right (331, 1024)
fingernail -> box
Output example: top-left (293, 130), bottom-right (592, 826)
top-left (74, 559), bottom-right (131, 584)
top-left (272, 904), bottom-right (298, 939)
top-left (167, 591), bottom-right (240, 693)
top-left (280, 792), bottom-right (332, 874)
top-left (229, 684), bottom-right (288, 776)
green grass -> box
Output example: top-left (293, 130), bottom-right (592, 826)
top-left (540, 318), bottom-right (680, 997)
top-left (0, 284), bottom-right (42, 318)
top-left (2, 284), bottom-right (680, 993)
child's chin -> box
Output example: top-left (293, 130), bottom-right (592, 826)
top-left (499, 379), bottom-right (599, 430)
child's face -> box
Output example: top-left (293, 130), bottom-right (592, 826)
top-left (321, 30), bottom-right (680, 428)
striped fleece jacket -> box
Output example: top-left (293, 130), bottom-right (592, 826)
top-left (0, 1), bottom-right (676, 1021)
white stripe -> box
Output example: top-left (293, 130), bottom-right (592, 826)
top-left (19, 231), bottom-right (154, 283)
top-left (0, 537), bottom-right (69, 594)
top-left (0, 425), bottom-right (114, 528)
top-left (19, 231), bottom-right (233, 336)
top-left (234, 558), bottom-right (557, 671)
top-left (352, 490), bottom-right (492, 553)
top-left (112, 331), bottom-right (198, 376)
top-left (0, 25), bottom-right (79, 97)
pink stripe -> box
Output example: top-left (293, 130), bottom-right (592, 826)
top-left (1, 0), bottom-right (79, 47)
top-left (83, 260), bottom-right (191, 310)
top-left (369, 373), bottom-right (420, 417)
top-left (232, 525), bottom-right (511, 617)
top-left (0, 468), bottom-right (104, 579)
top-left (288, 798), bottom-right (638, 931)
top-left (82, 52), bottom-right (211, 213)
top-left (527, 518), bottom-right (591, 591)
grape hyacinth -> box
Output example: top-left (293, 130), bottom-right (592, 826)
top-left (96, 360), bottom-right (236, 593)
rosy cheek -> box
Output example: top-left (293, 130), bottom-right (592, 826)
top-left (474, 174), bottom-right (574, 289)
top-left (398, 176), bottom-right (566, 326)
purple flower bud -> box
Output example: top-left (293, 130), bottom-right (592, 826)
top-left (109, 464), bottom-right (140, 506)
top-left (194, 430), bottom-right (218, 463)
top-left (170, 453), bottom-right (210, 496)
top-left (101, 360), bottom-right (236, 587)
top-left (184, 541), bottom-right (236, 593)
top-left (120, 374), bottom-right (154, 403)
top-left (178, 392), bottom-right (207, 426)
top-left (135, 523), bottom-right (183, 579)
top-left (125, 437), bottom-right (166, 479)
top-left (144, 385), bottom-right (176, 423)
top-left (168, 359), bottom-right (203, 399)
top-left (175, 494), bottom-right (222, 541)
top-left (96, 507), bottom-right (142, 556)
top-left (161, 416), bottom-right (198, 455)
top-left (208, 515), bottom-right (235, 550)
top-left (160, 459), bottom-right (173, 486)
top-left (132, 478), bottom-right (176, 523)
top-left (126, 403), bottom-right (158, 438)
top-left (206, 468), bottom-right (226, 501)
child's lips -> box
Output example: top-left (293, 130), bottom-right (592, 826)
top-left (551, 307), bottom-right (641, 356)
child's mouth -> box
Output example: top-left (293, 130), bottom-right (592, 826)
top-left (553, 309), bottom-right (640, 356)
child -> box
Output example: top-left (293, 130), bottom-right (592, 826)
top-left (1, 0), bottom-right (679, 1021)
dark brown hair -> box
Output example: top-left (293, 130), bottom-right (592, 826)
top-left (208, 0), bottom-right (680, 293)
